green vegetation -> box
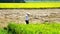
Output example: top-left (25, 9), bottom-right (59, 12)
top-left (0, 22), bottom-right (60, 34)
top-left (7, 22), bottom-right (60, 34)
top-left (0, 2), bottom-right (60, 8)
top-left (0, 28), bottom-right (7, 34)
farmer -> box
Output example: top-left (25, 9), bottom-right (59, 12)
top-left (25, 12), bottom-right (30, 24)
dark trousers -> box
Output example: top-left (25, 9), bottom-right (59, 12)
top-left (25, 20), bottom-right (29, 24)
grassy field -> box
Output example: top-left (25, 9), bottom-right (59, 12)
top-left (0, 28), bottom-right (7, 34)
top-left (0, 2), bottom-right (60, 8)
top-left (0, 22), bottom-right (60, 34)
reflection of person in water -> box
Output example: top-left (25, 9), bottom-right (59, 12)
top-left (0, 0), bottom-right (25, 3)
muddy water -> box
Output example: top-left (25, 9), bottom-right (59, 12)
top-left (0, 9), bottom-right (60, 24)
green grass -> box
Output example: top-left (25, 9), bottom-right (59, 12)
top-left (0, 28), bottom-right (7, 34)
top-left (7, 22), bottom-right (60, 34)
top-left (0, 2), bottom-right (60, 8)
top-left (0, 22), bottom-right (60, 34)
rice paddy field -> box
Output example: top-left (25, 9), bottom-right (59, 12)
top-left (0, 2), bottom-right (60, 8)
top-left (0, 1), bottom-right (60, 34)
